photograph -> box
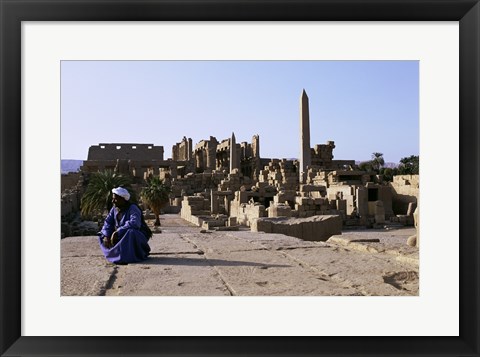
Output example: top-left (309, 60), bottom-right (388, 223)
top-left (2, 0), bottom-right (478, 355)
top-left (61, 60), bottom-right (420, 297)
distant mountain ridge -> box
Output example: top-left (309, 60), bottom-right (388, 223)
top-left (61, 160), bottom-right (83, 174)
top-left (382, 162), bottom-right (399, 169)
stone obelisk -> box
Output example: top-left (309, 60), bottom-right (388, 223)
top-left (230, 132), bottom-right (238, 173)
top-left (299, 89), bottom-right (311, 183)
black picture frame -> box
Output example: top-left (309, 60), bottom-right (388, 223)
top-left (1, 0), bottom-right (479, 356)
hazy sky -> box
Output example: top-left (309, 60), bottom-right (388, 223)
top-left (61, 60), bottom-right (419, 163)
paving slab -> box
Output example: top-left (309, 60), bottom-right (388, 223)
top-left (148, 232), bottom-right (201, 254)
top-left (105, 254), bottom-right (230, 296)
top-left (282, 246), bottom-right (418, 296)
top-left (61, 256), bottom-right (115, 296)
top-left (61, 235), bottom-right (103, 257)
top-left (180, 232), bottom-right (264, 254)
top-left (327, 227), bottom-right (419, 267)
top-left (229, 231), bottom-right (329, 250)
top-left (203, 249), bottom-right (357, 296)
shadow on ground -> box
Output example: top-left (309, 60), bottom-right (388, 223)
top-left (144, 255), bottom-right (292, 268)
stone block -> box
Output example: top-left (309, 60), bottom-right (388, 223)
top-left (309, 215), bottom-right (342, 241)
top-left (301, 221), bottom-right (314, 240)
top-left (282, 220), bottom-right (303, 239)
top-left (251, 205), bottom-right (266, 217)
top-left (346, 195), bottom-right (355, 215)
top-left (300, 184), bottom-right (321, 192)
top-left (397, 214), bottom-right (414, 226)
top-left (295, 204), bottom-right (304, 212)
top-left (328, 193), bottom-right (337, 201)
top-left (407, 202), bottom-right (417, 216)
top-left (268, 203), bottom-right (292, 218)
top-left (336, 199), bottom-right (347, 212)
top-left (356, 187), bottom-right (368, 218)
top-left (202, 219), bottom-right (226, 229)
top-left (295, 197), bottom-right (308, 205)
top-left (374, 200), bottom-right (385, 224)
top-left (251, 218), bottom-right (272, 233)
top-left (252, 215), bottom-right (342, 241)
top-left (270, 219), bottom-right (289, 235)
top-left (238, 191), bottom-right (249, 203)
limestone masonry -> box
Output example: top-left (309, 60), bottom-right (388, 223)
top-left (61, 90), bottom-right (419, 242)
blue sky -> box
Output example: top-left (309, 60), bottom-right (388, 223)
top-left (61, 60), bottom-right (419, 163)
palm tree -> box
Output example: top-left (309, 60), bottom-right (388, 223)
top-left (80, 170), bottom-right (134, 217)
top-left (358, 161), bottom-right (374, 172)
top-left (371, 152), bottom-right (385, 172)
top-left (140, 176), bottom-right (171, 226)
top-left (399, 155), bottom-right (419, 174)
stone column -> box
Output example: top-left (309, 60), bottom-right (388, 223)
top-left (187, 138), bottom-right (193, 160)
top-left (299, 89), bottom-right (311, 183)
top-left (252, 134), bottom-right (260, 158)
top-left (356, 186), bottom-right (368, 223)
top-left (230, 132), bottom-right (239, 172)
top-left (170, 165), bottom-right (178, 179)
top-left (204, 137), bottom-right (218, 171)
top-left (252, 134), bottom-right (261, 180)
top-left (172, 143), bottom-right (178, 161)
top-left (211, 189), bottom-right (219, 214)
top-left (194, 150), bottom-right (202, 171)
top-left (224, 195), bottom-right (231, 215)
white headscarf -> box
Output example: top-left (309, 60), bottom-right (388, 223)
top-left (112, 187), bottom-right (130, 201)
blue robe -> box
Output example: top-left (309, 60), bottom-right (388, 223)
top-left (98, 204), bottom-right (150, 264)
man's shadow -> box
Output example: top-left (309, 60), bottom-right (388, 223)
top-left (143, 256), bottom-right (291, 268)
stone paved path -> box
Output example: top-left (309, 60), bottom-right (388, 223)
top-left (61, 214), bottom-right (419, 296)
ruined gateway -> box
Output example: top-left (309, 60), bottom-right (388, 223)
top-left (61, 90), bottom-right (419, 242)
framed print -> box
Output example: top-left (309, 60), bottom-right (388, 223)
top-left (1, 0), bottom-right (479, 356)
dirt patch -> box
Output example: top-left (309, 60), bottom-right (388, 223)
top-left (383, 271), bottom-right (419, 292)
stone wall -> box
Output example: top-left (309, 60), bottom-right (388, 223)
top-left (232, 202), bottom-right (267, 226)
top-left (292, 184), bottom-right (334, 218)
top-left (194, 136), bottom-right (218, 172)
top-left (61, 174), bottom-right (85, 218)
top-left (172, 136), bottom-right (192, 161)
top-left (258, 159), bottom-right (297, 190)
top-left (81, 159), bottom-right (179, 184)
top-left (193, 135), bottom-right (260, 178)
top-left (311, 141), bottom-right (335, 167)
top-left (218, 169), bottom-right (253, 192)
top-left (390, 175), bottom-right (419, 214)
top-left (171, 172), bottom-right (226, 197)
top-left (229, 183), bottom-right (277, 225)
top-left (61, 172), bottom-right (81, 192)
top-left (179, 194), bottom-right (231, 229)
top-left (325, 183), bottom-right (394, 221)
top-left (180, 195), bottom-right (211, 226)
top-left (87, 143), bottom-right (164, 161)
top-left (61, 189), bottom-right (81, 217)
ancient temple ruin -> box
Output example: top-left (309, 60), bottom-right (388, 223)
top-left (62, 90), bottom-right (419, 241)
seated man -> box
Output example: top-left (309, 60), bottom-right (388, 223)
top-left (98, 187), bottom-right (151, 265)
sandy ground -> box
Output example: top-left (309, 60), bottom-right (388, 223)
top-left (61, 214), bottom-right (418, 296)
